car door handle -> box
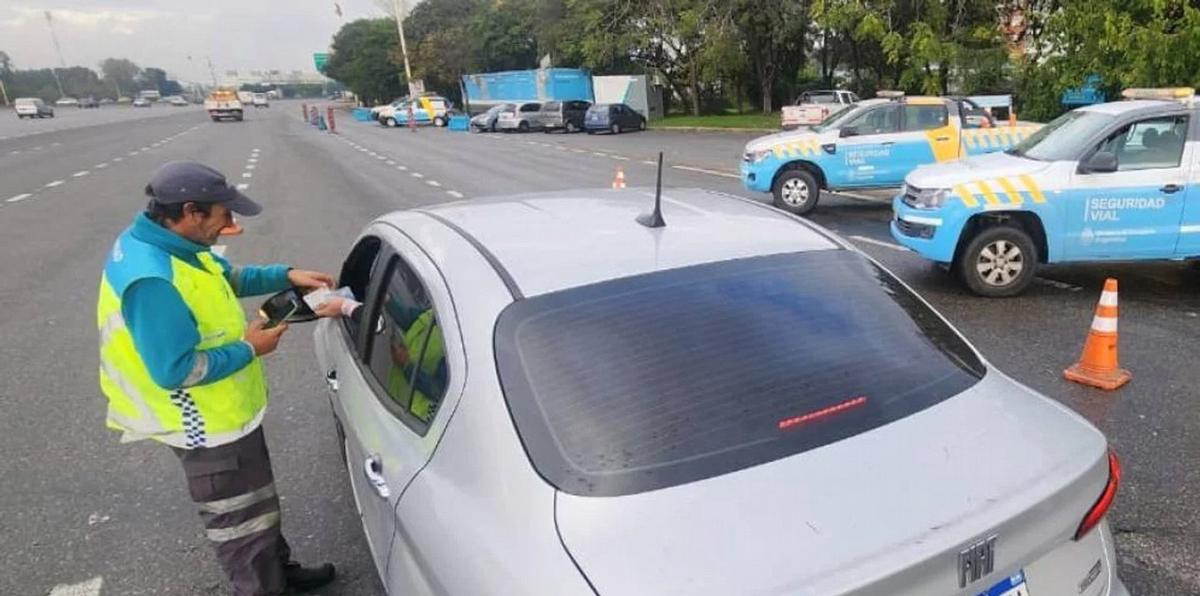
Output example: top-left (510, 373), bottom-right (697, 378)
top-left (363, 455), bottom-right (391, 499)
top-left (880, 141), bottom-right (895, 146)
top-left (325, 370), bottom-right (339, 392)
top-left (935, 136), bottom-right (951, 141)
top-left (1161, 184), bottom-right (1184, 194)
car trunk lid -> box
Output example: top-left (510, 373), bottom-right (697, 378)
top-left (555, 372), bottom-right (1109, 596)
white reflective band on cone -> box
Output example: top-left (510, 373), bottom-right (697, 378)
top-left (1091, 316), bottom-right (1118, 333)
top-left (1098, 292), bottom-right (1119, 307)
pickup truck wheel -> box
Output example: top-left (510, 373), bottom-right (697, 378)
top-left (611, 123), bottom-right (621, 134)
top-left (385, 117), bottom-right (397, 127)
top-left (639, 119), bottom-right (647, 131)
top-left (433, 116), bottom-right (446, 127)
top-left (566, 121), bottom-right (578, 133)
top-left (772, 169), bottom-right (820, 215)
top-left (956, 225), bottom-right (1038, 297)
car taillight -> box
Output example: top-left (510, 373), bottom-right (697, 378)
top-left (1074, 450), bottom-right (1121, 540)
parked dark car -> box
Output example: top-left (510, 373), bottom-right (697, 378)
top-left (80, 96), bottom-right (100, 109)
top-left (585, 103), bottom-right (647, 134)
top-left (471, 103), bottom-right (515, 133)
top-left (537, 100), bottom-right (591, 133)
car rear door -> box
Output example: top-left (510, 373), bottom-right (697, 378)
top-left (827, 103), bottom-right (903, 187)
top-left (321, 227), bottom-right (463, 577)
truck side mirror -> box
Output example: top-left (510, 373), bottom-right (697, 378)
top-left (1081, 151), bottom-right (1118, 174)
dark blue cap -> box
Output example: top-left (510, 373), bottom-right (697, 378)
top-left (145, 161), bottom-right (261, 216)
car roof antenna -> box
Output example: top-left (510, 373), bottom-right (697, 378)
top-left (637, 152), bottom-right (667, 229)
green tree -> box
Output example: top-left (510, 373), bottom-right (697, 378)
top-left (100, 58), bottom-right (139, 98)
top-left (0, 50), bottom-right (13, 76)
top-left (325, 18), bottom-right (406, 105)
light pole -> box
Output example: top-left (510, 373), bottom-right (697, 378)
top-left (391, 0), bottom-right (415, 95)
top-left (43, 11), bottom-right (67, 98)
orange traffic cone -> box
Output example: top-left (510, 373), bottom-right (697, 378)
top-left (1008, 109), bottom-right (1017, 128)
top-left (219, 217), bottom-right (244, 236)
top-left (612, 167), bottom-right (626, 189)
top-left (1064, 278), bottom-right (1131, 390)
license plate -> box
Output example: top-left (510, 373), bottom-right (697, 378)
top-left (979, 570), bottom-right (1028, 596)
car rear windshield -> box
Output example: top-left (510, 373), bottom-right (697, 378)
top-left (495, 250), bottom-right (986, 497)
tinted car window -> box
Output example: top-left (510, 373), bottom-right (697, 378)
top-left (843, 105), bottom-right (900, 134)
top-left (542, 101), bottom-right (561, 111)
top-left (521, 103), bottom-right (541, 112)
top-left (337, 237), bottom-right (382, 343)
top-left (903, 105), bottom-right (948, 131)
top-left (365, 256), bottom-right (449, 433)
top-left (1095, 115), bottom-right (1188, 171)
top-left (495, 250), bottom-right (985, 497)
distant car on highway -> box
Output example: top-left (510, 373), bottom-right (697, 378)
top-left (116, 96), bottom-right (133, 104)
top-left (204, 88), bottom-right (243, 121)
top-left (14, 97), bottom-right (54, 119)
top-left (166, 95), bottom-right (189, 107)
top-left (132, 97), bottom-right (152, 108)
top-left (313, 188), bottom-right (1128, 596)
top-left (55, 97), bottom-right (80, 108)
top-left (252, 93), bottom-right (270, 108)
top-left (99, 98), bottom-right (115, 105)
top-left (584, 102), bottom-right (647, 134)
top-left (470, 103), bottom-right (514, 133)
top-left (536, 100), bottom-right (591, 133)
top-left (496, 102), bottom-right (542, 132)
top-left (80, 96), bottom-right (100, 109)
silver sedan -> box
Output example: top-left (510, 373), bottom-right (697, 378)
top-left (313, 188), bottom-right (1128, 596)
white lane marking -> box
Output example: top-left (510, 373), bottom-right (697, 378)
top-left (592, 152), bottom-right (609, 157)
top-left (51, 141), bottom-right (61, 147)
top-left (571, 148), bottom-right (586, 153)
top-left (242, 172), bottom-right (253, 178)
top-left (447, 190), bottom-right (464, 198)
top-left (411, 172), bottom-right (425, 178)
top-left (44, 180), bottom-right (65, 188)
top-left (140, 146), bottom-right (149, 151)
top-left (368, 152), bottom-right (379, 157)
top-left (611, 155), bottom-right (630, 161)
top-left (236, 183), bottom-right (249, 190)
top-left (386, 160), bottom-right (396, 165)
top-left (848, 235), bottom-right (907, 251)
top-left (113, 157), bottom-right (124, 162)
top-left (671, 165), bottom-right (740, 179)
top-left (7, 193), bottom-right (32, 203)
top-left (641, 160), bottom-right (657, 165)
top-left (245, 164), bottom-right (256, 170)
top-left (396, 165), bottom-right (408, 171)
top-left (72, 170), bottom-right (89, 177)
top-left (48, 575), bottom-right (103, 596)
top-left (32, 146), bottom-right (42, 150)
top-left (248, 158), bottom-right (258, 163)
top-left (128, 151), bottom-right (138, 156)
top-left (426, 180), bottom-right (441, 187)
top-left (376, 155), bottom-right (387, 160)
top-left (253, 147), bottom-right (260, 152)
top-left (556, 146), bottom-right (567, 151)
top-left (8, 150), bottom-right (19, 155)
top-left (95, 163), bottom-right (109, 169)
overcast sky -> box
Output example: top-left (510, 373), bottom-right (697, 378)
top-left (1, 1), bottom-right (413, 82)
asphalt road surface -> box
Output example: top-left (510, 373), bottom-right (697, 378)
top-left (1, 101), bottom-right (1197, 595)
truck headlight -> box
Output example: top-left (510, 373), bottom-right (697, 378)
top-left (909, 187), bottom-right (952, 209)
top-left (745, 148), bottom-right (772, 163)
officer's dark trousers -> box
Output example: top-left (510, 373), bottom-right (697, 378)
top-left (174, 426), bottom-right (290, 596)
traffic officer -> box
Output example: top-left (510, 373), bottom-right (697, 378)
top-left (96, 161), bottom-right (336, 595)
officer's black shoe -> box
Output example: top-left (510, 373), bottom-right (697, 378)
top-left (284, 562), bottom-right (336, 592)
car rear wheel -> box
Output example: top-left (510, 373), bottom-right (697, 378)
top-left (611, 123), bottom-right (621, 134)
top-left (771, 169), bottom-right (820, 215)
top-left (956, 225), bottom-right (1038, 297)
top-left (385, 117), bottom-right (397, 127)
top-left (566, 121), bottom-right (578, 133)
top-left (518, 121), bottom-right (529, 132)
top-left (639, 119), bottom-right (647, 131)
top-left (433, 116), bottom-right (446, 127)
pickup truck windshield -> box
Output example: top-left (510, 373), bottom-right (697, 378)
top-left (1008, 110), bottom-right (1115, 161)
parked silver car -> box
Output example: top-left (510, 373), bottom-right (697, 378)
top-left (495, 101), bottom-right (542, 131)
top-left (470, 103), bottom-right (514, 133)
top-left (313, 188), bottom-right (1128, 596)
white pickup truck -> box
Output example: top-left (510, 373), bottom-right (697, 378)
top-left (781, 90), bottom-right (858, 129)
top-left (204, 89), bottom-right (244, 122)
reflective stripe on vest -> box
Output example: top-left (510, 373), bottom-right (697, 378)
top-left (97, 250), bottom-right (268, 449)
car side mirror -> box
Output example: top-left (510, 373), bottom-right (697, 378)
top-left (839, 126), bottom-right (859, 138)
top-left (1081, 151), bottom-right (1118, 174)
